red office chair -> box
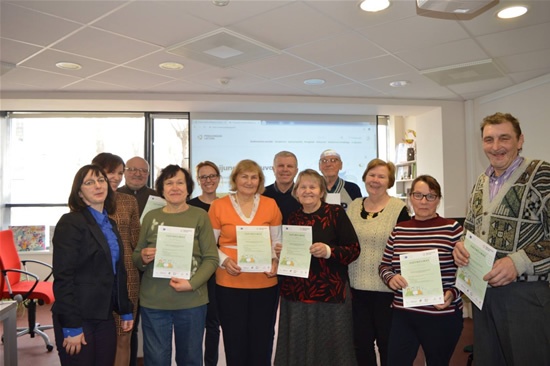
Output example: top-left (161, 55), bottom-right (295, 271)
top-left (0, 229), bottom-right (55, 352)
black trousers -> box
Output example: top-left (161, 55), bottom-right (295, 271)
top-left (216, 284), bottom-right (278, 366)
top-left (53, 313), bottom-right (117, 366)
top-left (204, 274), bottom-right (220, 366)
top-left (351, 289), bottom-right (394, 366)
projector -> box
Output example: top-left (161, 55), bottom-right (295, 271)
top-left (416, 0), bottom-right (498, 14)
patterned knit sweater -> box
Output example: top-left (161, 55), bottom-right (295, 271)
top-left (348, 197), bottom-right (406, 293)
top-left (464, 158), bottom-right (550, 276)
top-left (379, 215), bottom-right (463, 315)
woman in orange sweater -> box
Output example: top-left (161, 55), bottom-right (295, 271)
top-left (208, 159), bottom-right (282, 366)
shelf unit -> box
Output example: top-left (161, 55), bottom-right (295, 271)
top-left (395, 160), bottom-right (416, 201)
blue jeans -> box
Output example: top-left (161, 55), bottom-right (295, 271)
top-left (141, 305), bottom-right (207, 366)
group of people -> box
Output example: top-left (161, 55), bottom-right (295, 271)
top-left (50, 112), bottom-right (550, 366)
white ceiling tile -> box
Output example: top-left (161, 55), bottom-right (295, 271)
top-left (232, 54), bottom-right (318, 80)
top-left (477, 22), bottom-right (550, 58)
top-left (19, 49), bottom-right (116, 78)
top-left (125, 50), bottom-right (217, 78)
top-left (287, 32), bottom-right (387, 67)
top-left (0, 3), bottom-right (81, 46)
top-left (61, 79), bottom-right (133, 92)
top-left (230, 2), bottom-right (350, 50)
top-left (360, 15), bottom-right (470, 53)
top-left (92, 2), bottom-right (219, 47)
top-left (52, 27), bottom-right (161, 64)
top-left (149, 80), bottom-right (220, 94)
top-left (364, 72), bottom-right (460, 99)
top-left (330, 55), bottom-right (416, 81)
top-left (447, 76), bottom-right (513, 96)
top-left (397, 39), bottom-right (489, 70)
top-left (89, 66), bottom-right (174, 89)
top-left (0, 66), bottom-right (80, 89)
top-left (312, 82), bottom-right (386, 98)
top-left (10, 1), bottom-right (127, 24)
top-left (223, 80), bottom-right (314, 96)
top-left (508, 69), bottom-right (550, 85)
top-left (496, 48), bottom-right (550, 74)
top-left (183, 67), bottom-right (267, 90)
top-left (0, 38), bottom-right (42, 64)
top-left (274, 69), bottom-right (353, 91)
top-left (459, 1), bottom-right (550, 37)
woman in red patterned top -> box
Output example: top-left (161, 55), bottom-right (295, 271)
top-left (274, 169), bottom-right (360, 366)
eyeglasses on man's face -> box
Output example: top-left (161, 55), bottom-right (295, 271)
top-left (82, 177), bottom-right (108, 186)
top-left (319, 158), bottom-right (340, 164)
top-left (125, 167), bottom-right (148, 174)
top-left (411, 192), bottom-right (438, 202)
top-left (199, 174), bottom-right (220, 182)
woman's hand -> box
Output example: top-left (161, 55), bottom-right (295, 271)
top-left (169, 277), bottom-right (193, 292)
top-left (63, 333), bottom-right (87, 355)
top-left (223, 257), bottom-right (242, 276)
top-left (265, 258), bottom-right (279, 278)
top-left (121, 320), bottom-right (134, 332)
top-left (434, 290), bottom-right (454, 310)
top-left (141, 248), bottom-right (156, 265)
top-left (274, 243), bottom-right (282, 259)
top-left (388, 274), bottom-right (408, 291)
top-left (310, 242), bottom-right (330, 259)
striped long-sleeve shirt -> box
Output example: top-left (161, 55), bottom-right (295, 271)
top-left (379, 215), bottom-right (463, 315)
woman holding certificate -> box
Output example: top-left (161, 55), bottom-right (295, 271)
top-left (132, 165), bottom-right (218, 366)
top-left (52, 165), bottom-right (134, 365)
top-left (379, 175), bottom-right (464, 366)
top-left (274, 169), bottom-right (360, 366)
top-left (347, 159), bottom-right (410, 366)
top-left (208, 159), bottom-right (282, 366)
top-left (91, 152), bottom-right (140, 366)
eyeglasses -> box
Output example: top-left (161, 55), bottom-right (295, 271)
top-left (320, 158), bottom-right (340, 164)
top-left (411, 192), bottom-right (438, 202)
top-left (82, 177), bottom-right (107, 186)
top-left (199, 174), bottom-right (219, 181)
top-left (125, 167), bottom-right (148, 174)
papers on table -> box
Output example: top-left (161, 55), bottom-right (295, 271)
top-left (277, 225), bottom-right (312, 278)
top-left (140, 196), bottom-right (167, 224)
top-left (400, 249), bottom-right (444, 308)
top-left (326, 193), bottom-right (341, 205)
top-left (153, 225), bottom-right (194, 280)
top-left (456, 231), bottom-right (497, 310)
top-left (236, 226), bottom-right (272, 272)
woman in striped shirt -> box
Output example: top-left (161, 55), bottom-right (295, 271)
top-left (379, 175), bottom-right (463, 366)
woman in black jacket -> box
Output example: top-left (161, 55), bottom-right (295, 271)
top-left (52, 164), bottom-right (133, 366)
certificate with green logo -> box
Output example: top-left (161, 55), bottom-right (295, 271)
top-left (236, 226), bottom-right (272, 272)
top-left (277, 225), bottom-right (312, 278)
top-left (400, 249), bottom-right (444, 308)
top-left (456, 231), bottom-right (496, 310)
top-left (153, 225), bottom-right (194, 279)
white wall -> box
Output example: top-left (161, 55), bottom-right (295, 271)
top-left (468, 74), bottom-right (550, 188)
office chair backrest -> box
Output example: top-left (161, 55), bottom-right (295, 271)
top-left (0, 229), bottom-right (23, 291)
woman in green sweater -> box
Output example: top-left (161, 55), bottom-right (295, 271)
top-left (132, 164), bottom-right (218, 366)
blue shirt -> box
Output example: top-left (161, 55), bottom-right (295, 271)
top-left (485, 156), bottom-right (524, 201)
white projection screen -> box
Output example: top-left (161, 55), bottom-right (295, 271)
top-left (190, 113), bottom-right (377, 197)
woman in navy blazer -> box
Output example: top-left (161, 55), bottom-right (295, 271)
top-left (52, 164), bottom-right (134, 366)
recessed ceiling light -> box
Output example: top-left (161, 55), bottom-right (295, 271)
top-left (304, 79), bottom-right (325, 86)
top-left (359, 0), bottom-right (390, 12)
top-left (55, 62), bottom-right (82, 70)
top-left (212, 0), bottom-right (229, 6)
top-left (159, 62), bottom-right (184, 70)
top-left (389, 80), bottom-right (409, 87)
top-left (497, 6), bottom-right (528, 19)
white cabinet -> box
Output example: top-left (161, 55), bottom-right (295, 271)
top-left (395, 160), bottom-right (416, 202)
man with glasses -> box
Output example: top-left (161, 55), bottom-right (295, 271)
top-left (264, 151), bottom-right (301, 224)
top-left (117, 156), bottom-right (159, 215)
top-left (318, 149), bottom-right (361, 210)
top-left (453, 113), bottom-right (550, 365)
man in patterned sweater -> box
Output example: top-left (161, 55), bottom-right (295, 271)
top-left (454, 112), bottom-right (550, 366)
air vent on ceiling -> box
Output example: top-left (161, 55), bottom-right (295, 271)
top-left (166, 28), bottom-right (281, 68)
top-left (421, 59), bottom-right (505, 86)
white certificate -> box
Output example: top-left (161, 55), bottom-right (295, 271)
top-left (140, 196), bottom-right (166, 224)
top-left (456, 231), bottom-right (497, 310)
top-left (236, 226), bottom-right (272, 272)
top-left (153, 225), bottom-right (194, 279)
top-left (326, 193), bottom-right (341, 205)
top-left (400, 249), bottom-right (444, 308)
top-left (277, 225), bottom-right (312, 278)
